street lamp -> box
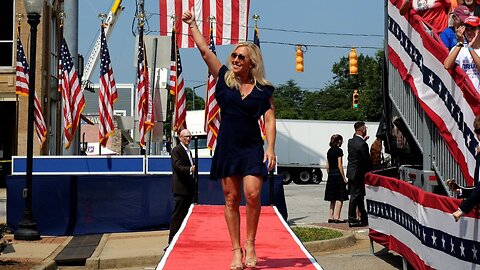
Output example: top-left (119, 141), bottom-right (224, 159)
top-left (14, 0), bottom-right (43, 241)
top-left (192, 83), bottom-right (206, 110)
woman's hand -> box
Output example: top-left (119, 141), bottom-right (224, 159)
top-left (264, 149), bottom-right (276, 172)
top-left (182, 7), bottom-right (196, 26)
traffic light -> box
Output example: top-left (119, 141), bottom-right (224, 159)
top-left (295, 45), bottom-right (304, 72)
top-left (349, 48), bottom-right (358, 75)
top-left (352, 89), bottom-right (359, 109)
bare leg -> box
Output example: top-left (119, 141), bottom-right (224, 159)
top-left (329, 201), bottom-right (335, 220)
top-left (334, 201), bottom-right (343, 220)
top-left (243, 175), bottom-right (262, 268)
top-left (222, 176), bottom-right (243, 270)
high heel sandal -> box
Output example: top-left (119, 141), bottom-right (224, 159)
top-left (244, 239), bottom-right (257, 268)
top-left (230, 247), bottom-right (244, 270)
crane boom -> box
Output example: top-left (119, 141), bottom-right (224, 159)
top-left (81, 0), bottom-right (124, 90)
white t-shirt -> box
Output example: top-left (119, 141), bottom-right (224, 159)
top-left (455, 47), bottom-right (480, 92)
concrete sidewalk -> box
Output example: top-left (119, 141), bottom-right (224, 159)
top-left (1, 223), bottom-right (366, 270)
top-left (1, 230), bottom-right (169, 270)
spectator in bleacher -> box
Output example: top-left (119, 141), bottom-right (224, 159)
top-left (370, 138), bottom-right (384, 170)
top-left (324, 134), bottom-right (349, 224)
top-left (400, 0), bottom-right (451, 32)
top-left (440, 5), bottom-right (470, 50)
top-left (448, 115), bottom-right (480, 221)
top-left (444, 15), bottom-right (480, 91)
top-left (459, 0), bottom-right (480, 16)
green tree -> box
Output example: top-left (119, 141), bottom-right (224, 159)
top-left (273, 50), bottom-right (383, 122)
top-left (328, 50), bottom-right (383, 121)
top-left (185, 87), bottom-right (205, 110)
top-left (273, 80), bottom-right (305, 119)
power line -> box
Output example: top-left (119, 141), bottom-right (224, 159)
top-left (258, 26), bottom-right (383, 38)
top-left (147, 13), bottom-right (383, 38)
top-left (147, 30), bottom-right (383, 50)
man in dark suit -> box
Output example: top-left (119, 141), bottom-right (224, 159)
top-left (168, 129), bottom-right (196, 243)
top-left (346, 121), bottom-right (372, 227)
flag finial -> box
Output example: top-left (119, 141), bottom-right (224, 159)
top-left (252, 14), bottom-right (260, 26)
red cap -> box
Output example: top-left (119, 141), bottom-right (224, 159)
top-left (464, 16), bottom-right (480, 27)
top-left (453, 5), bottom-right (470, 22)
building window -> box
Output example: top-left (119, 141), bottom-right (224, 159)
top-left (0, 0), bottom-right (14, 67)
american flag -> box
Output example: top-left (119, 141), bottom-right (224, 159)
top-left (169, 29), bottom-right (187, 132)
top-left (205, 26), bottom-right (220, 150)
top-left (253, 25), bottom-right (266, 139)
top-left (98, 26), bottom-right (118, 147)
top-left (16, 37), bottom-right (47, 147)
top-left (136, 25), bottom-right (154, 147)
top-left (159, 0), bottom-right (250, 48)
top-left (59, 38), bottom-right (85, 149)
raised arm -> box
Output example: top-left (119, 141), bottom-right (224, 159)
top-left (182, 8), bottom-right (222, 78)
top-left (444, 26), bottom-right (465, 69)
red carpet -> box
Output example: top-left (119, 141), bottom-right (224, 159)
top-left (157, 205), bottom-right (323, 270)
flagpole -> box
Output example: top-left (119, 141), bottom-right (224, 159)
top-left (98, 13), bottom-right (106, 156)
top-left (15, 14), bottom-right (22, 159)
top-left (147, 37), bottom-right (159, 155)
top-left (171, 18), bottom-right (177, 147)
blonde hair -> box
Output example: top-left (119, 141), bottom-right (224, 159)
top-left (225, 42), bottom-right (272, 89)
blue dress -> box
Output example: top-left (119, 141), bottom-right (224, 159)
top-left (210, 65), bottom-right (274, 180)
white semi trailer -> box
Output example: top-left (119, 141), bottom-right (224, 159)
top-left (275, 119), bottom-right (380, 185)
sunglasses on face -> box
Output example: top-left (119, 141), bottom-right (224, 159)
top-left (231, 52), bottom-right (246, 61)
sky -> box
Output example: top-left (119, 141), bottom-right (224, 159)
top-left (79, 0), bottom-right (384, 99)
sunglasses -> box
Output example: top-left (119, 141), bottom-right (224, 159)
top-left (231, 52), bottom-right (246, 61)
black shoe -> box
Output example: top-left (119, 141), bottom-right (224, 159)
top-left (349, 222), bottom-right (362, 227)
top-left (328, 219), bottom-right (335, 223)
top-left (335, 219), bottom-right (347, 223)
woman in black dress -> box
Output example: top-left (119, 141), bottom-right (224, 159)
top-left (183, 8), bottom-right (276, 270)
top-left (324, 134), bottom-right (349, 223)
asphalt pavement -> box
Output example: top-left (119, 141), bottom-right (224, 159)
top-left (0, 182), bottom-right (408, 270)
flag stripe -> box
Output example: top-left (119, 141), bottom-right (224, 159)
top-left (366, 173), bottom-right (480, 269)
top-left (170, 28), bottom-right (187, 132)
top-left (16, 37), bottom-right (48, 147)
top-left (137, 27), bottom-right (154, 147)
top-left (60, 38), bottom-right (85, 149)
top-left (159, 0), bottom-right (250, 48)
top-left (98, 26), bottom-right (117, 147)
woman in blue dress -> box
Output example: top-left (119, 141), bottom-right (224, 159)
top-left (183, 8), bottom-right (276, 270)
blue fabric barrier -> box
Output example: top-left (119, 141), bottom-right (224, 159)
top-left (7, 175), bottom-right (287, 236)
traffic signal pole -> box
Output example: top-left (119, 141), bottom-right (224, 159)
top-left (349, 48), bottom-right (359, 109)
